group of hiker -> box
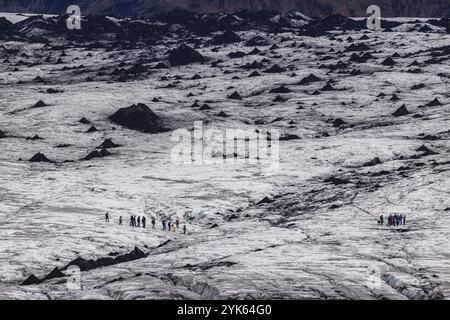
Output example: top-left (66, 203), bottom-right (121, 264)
top-left (378, 213), bottom-right (406, 227)
top-left (105, 212), bottom-right (187, 234)
top-left (127, 215), bottom-right (147, 228)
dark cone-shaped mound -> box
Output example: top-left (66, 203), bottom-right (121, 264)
top-left (320, 83), bottom-right (335, 91)
top-left (31, 100), bottom-right (47, 108)
top-left (416, 145), bottom-right (438, 156)
top-left (228, 91), bottom-right (243, 100)
top-left (270, 85), bottom-right (291, 94)
top-left (21, 274), bottom-right (41, 286)
top-left (273, 95), bottom-right (287, 102)
top-left (297, 74), bottom-right (320, 85)
top-left (382, 57), bottom-right (396, 66)
top-left (79, 117), bottom-right (91, 124)
top-left (199, 104), bottom-right (211, 110)
top-left (168, 44), bottom-right (205, 66)
top-left (98, 139), bottom-right (119, 149)
top-left (426, 98), bottom-right (442, 107)
top-left (86, 125), bottom-right (98, 133)
top-left (43, 267), bottom-right (65, 280)
top-left (29, 152), bottom-right (53, 163)
top-left (109, 103), bottom-right (166, 134)
top-left (212, 30), bottom-right (241, 45)
top-left (393, 105), bottom-right (410, 117)
top-left (248, 71), bottom-right (260, 77)
top-left (264, 64), bottom-right (286, 73)
top-left (129, 246), bottom-right (145, 259)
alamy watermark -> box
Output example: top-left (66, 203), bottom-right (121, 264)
top-left (66, 5), bottom-right (82, 30)
top-left (66, 265), bottom-right (82, 290)
top-left (366, 5), bottom-right (381, 30)
top-left (171, 122), bottom-right (280, 174)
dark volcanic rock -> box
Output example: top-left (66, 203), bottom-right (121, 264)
top-left (109, 103), bottom-right (167, 133)
top-left (257, 197), bottom-right (275, 205)
top-left (245, 35), bottom-right (268, 47)
top-left (0, 130), bottom-right (5, 139)
top-left (29, 152), bottom-right (53, 163)
top-left (212, 30), bottom-right (241, 44)
top-left (228, 51), bottom-right (246, 59)
top-left (31, 100), bottom-right (48, 108)
top-left (168, 44), bottom-right (205, 66)
top-left (65, 246), bottom-right (146, 272)
top-left (79, 117), bottom-right (91, 124)
top-left (152, 62), bottom-right (169, 69)
top-left (421, 134), bottom-right (440, 141)
top-left (325, 176), bottom-right (350, 185)
top-left (84, 148), bottom-right (111, 160)
top-left (26, 135), bottom-right (42, 141)
top-left (426, 98), bottom-right (442, 107)
top-left (416, 145), bottom-right (438, 156)
top-left (21, 274), bottom-right (41, 286)
top-left (382, 57), bottom-right (396, 66)
top-left (264, 64), bottom-right (286, 73)
top-left (320, 83), bottom-right (335, 91)
top-left (86, 125), bottom-right (98, 133)
top-left (393, 105), bottom-right (410, 117)
top-left (217, 111), bottom-right (229, 117)
top-left (297, 74), bottom-right (321, 85)
top-left (98, 139), bottom-right (119, 149)
top-left (199, 104), bottom-right (211, 110)
top-left (345, 43), bottom-right (370, 52)
top-left (363, 157), bottom-right (382, 167)
top-left (273, 95), bottom-right (287, 102)
top-left (228, 91), bottom-right (243, 100)
top-left (280, 134), bottom-right (301, 141)
top-left (270, 85), bottom-right (291, 93)
top-left (43, 267), bottom-right (65, 280)
top-left (333, 118), bottom-right (347, 127)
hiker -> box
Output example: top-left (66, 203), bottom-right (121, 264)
top-left (379, 215), bottom-right (384, 225)
top-left (151, 217), bottom-right (156, 229)
top-left (399, 214), bottom-right (403, 226)
top-left (387, 214), bottom-right (393, 227)
top-left (183, 225), bottom-right (187, 234)
top-left (137, 216), bottom-right (141, 227)
top-left (403, 214), bottom-right (406, 225)
top-left (168, 221), bottom-right (172, 231)
top-left (119, 216), bottom-right (123, 226)
top-left (142, 216), bottom-right (146, 228)
top-left (393, 214), bottom-right (398, 227)
top-left (162, 220), bottom-right (166, 231)
top-left (105, 212), bottom-right (110, 223)
top-left (175, 218), bottom-right (180, 229)
top-left (130, 215), bottom-right (135, 227)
